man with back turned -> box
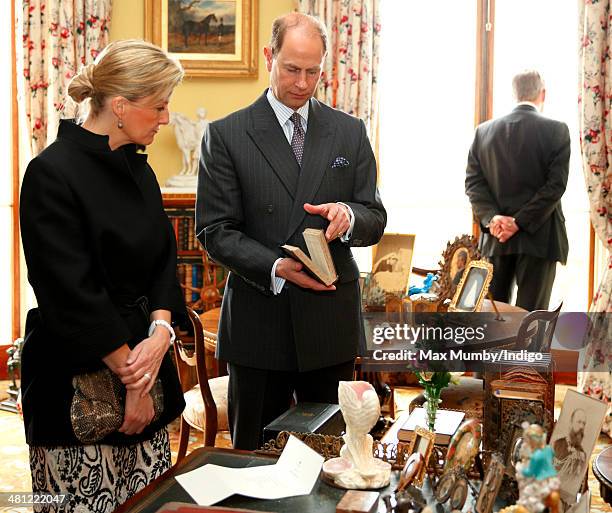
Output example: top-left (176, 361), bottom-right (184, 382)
top-left (196, 12), bottom-right (386, 449)
top-left (465, 70), bottom-right (570, 311)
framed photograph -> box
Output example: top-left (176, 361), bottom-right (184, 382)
top-left (448, 259), bottom-right (493, 312)
top-left (445, 419), bottom-right (482, 471)
top-left (549, 389), bottom-right (608, 503)
top-left (434, 468), bottom-right (469, 510)
top-left (371, 233), bottom-right (416, 298)
top-left (435, 234), bottom-right (480, 302)
top-left (395, 452), bottom-right (424, 492)
top-left (434, 470), bottom-right (456, 503)
top-left (504, 423), bottom-right (525, 478)
top-left (565, 491), bottom-right (590, 513)
top-left (407, 426), bottom-right (435, 486)
top-left (476, 453), bottom-right (505, 513)
top-left (145, 0), bottom-right (258, 77)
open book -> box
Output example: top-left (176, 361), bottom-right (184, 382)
top-left (281, 228), bottom-right (338, 287)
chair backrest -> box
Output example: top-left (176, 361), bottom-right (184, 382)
top-left (200, 251), bottom-right (228, 311)
top-left (514, 302), bottom-right (562, 352)
top-left (173, 308), bottom-right (217, 421)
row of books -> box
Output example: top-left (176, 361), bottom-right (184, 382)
top-left (170, 215), bottom-right (200, 252)
top-left (177, 262), bottom-right (203, 304)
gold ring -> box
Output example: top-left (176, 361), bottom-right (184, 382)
top-left (143, 372), bottom-right (151, 381)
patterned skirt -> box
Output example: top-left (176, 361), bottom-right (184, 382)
top-left (29, 428), bottom-right (171, 513)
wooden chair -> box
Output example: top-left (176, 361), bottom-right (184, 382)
top-left (514, 302), bottom-right (562, 352)
top-left (173, 307), bottom-right (229, 461)
top-left (181, 250), bottom-right (228, 312)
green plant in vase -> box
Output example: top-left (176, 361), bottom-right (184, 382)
top-left (414, 371), bottom-right (463, 432)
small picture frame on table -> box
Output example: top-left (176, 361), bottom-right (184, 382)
top-left (504, 423), bottom-right (525, 478)
top-left (448, 260), bottom-right (493, 312)
top-left (445, 419), bottom-right (482, 472)
top-left (476, 452), bottom-right (505, 513)
top-left (549, 389), bottom-right (608, 503)
top-left (395, 452), bottom-right (424, 493)
top-left (407, 426), bottom-right (435, 486)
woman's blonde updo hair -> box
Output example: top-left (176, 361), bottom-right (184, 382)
top-left (68, 39), bottom-right (184, 116)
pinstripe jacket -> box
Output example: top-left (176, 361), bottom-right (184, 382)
top-left (196, 91), bottom-right (386, 371)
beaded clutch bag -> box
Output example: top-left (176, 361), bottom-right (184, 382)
top-left (70, 367), bottom-right (164, 443)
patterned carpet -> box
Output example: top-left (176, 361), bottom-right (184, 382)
top-left (0, 382), bottom-right (609, 512)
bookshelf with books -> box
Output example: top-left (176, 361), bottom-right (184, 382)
top-left (162, 192), bottom-right (226, 313)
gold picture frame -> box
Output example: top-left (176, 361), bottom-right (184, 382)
top-left (407, 426), bottom-right (435, 486)
top-left (448, 259), bottom-right (493, 313)
top-left (436, 234), bottom-right (480, 302)
top-left (145, 0), bottom-right (258, 77)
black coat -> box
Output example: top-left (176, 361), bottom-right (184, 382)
top-left (20, 120), bottom-right (186, 446)
top-left (196, 91), bottom-right (386, 372)
top-left (465, 105), bottom-right (570, 264)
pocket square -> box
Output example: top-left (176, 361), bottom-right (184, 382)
top-left (332, 156), bottom-right (350, 168)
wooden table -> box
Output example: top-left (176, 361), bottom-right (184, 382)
top-left (199, 300), bottom-right (525, 355)
top-left (593, 445), bottom-right (612, 506)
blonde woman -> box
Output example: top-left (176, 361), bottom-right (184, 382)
top-left (20, 40), bottom-right (186, 512)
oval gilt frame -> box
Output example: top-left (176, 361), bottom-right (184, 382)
top-left (436, 234), bottom-right (480, 302)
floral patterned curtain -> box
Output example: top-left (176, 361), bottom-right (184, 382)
top-left (578, 0), bottom-right (612, 435)
top-left (19, 0), bottom-right (112, 157)
top-left (296, 0), bottom-right (380, 146)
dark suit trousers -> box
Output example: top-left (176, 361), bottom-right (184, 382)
top-left (488, 254), bottom-right (557, 311)
top-left (227, 360), bottom-right (355, 450)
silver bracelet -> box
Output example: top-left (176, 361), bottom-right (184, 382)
top-left (148, 319), bottom-right (176, 345)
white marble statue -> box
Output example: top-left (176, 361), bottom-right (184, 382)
top-left (166, 107), bottom-right (209, 189)
top-left (322, 381), bottom-right (391, 489)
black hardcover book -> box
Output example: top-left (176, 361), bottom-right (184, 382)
top-left (263, 402), bottom-right (345, 444)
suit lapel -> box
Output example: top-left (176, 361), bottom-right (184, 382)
top-left (285, 98), bottom-right (336, 240)
top-left (247, 93), bottom-right (300, 199)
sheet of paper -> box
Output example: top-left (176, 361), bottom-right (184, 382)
top-left (175, 435), bottom-right (325, 506)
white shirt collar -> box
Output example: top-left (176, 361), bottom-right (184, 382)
top-left (266, 88), bottom-right (310, 127)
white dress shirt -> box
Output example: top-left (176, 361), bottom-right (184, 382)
top-left (266, 89), bottom-right (355, 294)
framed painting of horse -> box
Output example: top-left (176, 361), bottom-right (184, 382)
top-left (145, 0), bottom-right (258, 77)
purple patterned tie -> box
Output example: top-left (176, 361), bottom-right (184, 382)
top-left (290, 112), bottom-right (305, 166)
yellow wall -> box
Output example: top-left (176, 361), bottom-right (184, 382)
top-left (110, 0), bottom-right (294, 184)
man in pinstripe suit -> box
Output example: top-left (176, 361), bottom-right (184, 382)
top-left (196, 12), bottom-right (386, 450)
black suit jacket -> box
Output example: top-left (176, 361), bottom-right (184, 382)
top-left (465, 105), bottom-right (570, 263)
top-left (20, 120), bottom-right (186, 446)
top-left (196, 91), bottom-right (386, 372)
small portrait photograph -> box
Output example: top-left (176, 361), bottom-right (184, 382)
top-left (450, 248), bottom-right (470, 286)
top-left (549, 389), bottom-right (608, 502)
top-left (457, 266), bottom-right (486, 310)
top-left (449, 259), bottom-right (493, 312)
top-left (371, 233), bottom-right (415, 296)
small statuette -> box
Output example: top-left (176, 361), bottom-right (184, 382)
top-left (515, 422), bottom-right (560, 513)
top-left (322, 381), bottom-right (391, 489)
